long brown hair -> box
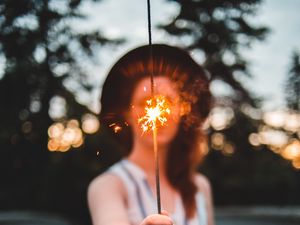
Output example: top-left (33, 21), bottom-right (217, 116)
top-left (100, 44), bottom-right (211, 218)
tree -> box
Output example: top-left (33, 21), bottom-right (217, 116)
top-left (285, 51), bottom-right (300, 110)
top-left (160, 0), bottom-right (269, 105)
top-left (0, 0), bottom-right (121, 142)
top-left (160, 0), bottom-right (300, 206)
top-left (0, 0), bottom-right (121, 222)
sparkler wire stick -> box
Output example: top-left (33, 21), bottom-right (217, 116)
top-left (153, 126), bottom-right (161, 214)
top-left (147, 0), bottom-right (154, 95)
top-left (147, 0), bottom-right (162, 214)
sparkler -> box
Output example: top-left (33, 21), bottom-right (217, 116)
top-left (138, 95), bottom-right (171, 214)
top-left (145, 0), bottom-right (167, 214)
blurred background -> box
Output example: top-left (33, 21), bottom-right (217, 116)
top-left (0, 0), bottom-right (300, 224)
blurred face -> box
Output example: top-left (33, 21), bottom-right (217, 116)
top-left (127, 76), bottom-right (181, 147)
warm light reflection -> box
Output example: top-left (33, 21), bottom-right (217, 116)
top-left (82, 113), bottom-right (100, 134)
top-left (209, 107), bottom-right (234, 130)
top-left (198, 137), bottom-right (209, 156)
top-left (250, 110), bottom-right (300, 167)
top-left (292, 158), bottom-right (300, 169)
top-left (48, 122), bottom-right (64, 138)
top-left (263, 110), bottom-right (300, 132)
top-left (284, 113), bottom-right (300, 132)
top-left (138, 95), bottom-right (171, 132)
top-left (211, 132), bottom-right (225, 150)
top-left (109, 123), bottom-right (122, 133)
top-left (263, 110), bottom-right (286, 128)
top-left (47, 120), bottom-right (83, 152)
top-left (248, 133), bottom-right (260, 146)
top-left (211, 132), bottom-right (235, 156)
top-left (223, 142), bottom-right (235, 155)
top-left (257, 126), bottom-right (288, 148)
top-left (281, 139), bottom-right (300, 160)
top-left (113, 125), bottom-right (122, 133)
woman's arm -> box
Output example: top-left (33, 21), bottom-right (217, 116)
top-left (88, 173), bottom-right (130, 225)
top-left (195, 174), bottom-right (215, 225)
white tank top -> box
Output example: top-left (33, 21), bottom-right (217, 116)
top-left (108, 159), bottom-right (208, 225)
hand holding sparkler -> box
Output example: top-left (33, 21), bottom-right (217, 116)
top-left (140, 210), bottom-right (174, 225)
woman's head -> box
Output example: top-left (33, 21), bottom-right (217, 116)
top-left (100, 44), bottom-right (211, 148)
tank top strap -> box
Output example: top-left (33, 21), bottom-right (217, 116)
top-left (107, 160), bottom-right (156, 224)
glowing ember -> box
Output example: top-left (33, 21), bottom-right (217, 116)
top-left (109, 123), bottom-right (122, 133)
top-left (138, 95), bottom-right (171, 132)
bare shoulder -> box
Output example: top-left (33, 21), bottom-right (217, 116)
top-left (194, 173), bottom-right (212, 194)
top-left (88, 172), bottom-right (125, 197)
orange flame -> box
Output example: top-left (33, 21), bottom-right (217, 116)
top-left (138, 95), bottom-right (171, 132)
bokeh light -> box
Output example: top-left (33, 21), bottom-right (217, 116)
top-left (248, 133), bottom-right (260, 146)
top-left (82, 113), bottom-right (100, 134)
top-left (263, 110), bottom-right (286, 128)
top-left (209, 106), bottom-right (234, 130)
top-left (249, 110), bottom-right (300, 169)
top-left (47, 119), bottom-right (84, 152)
top-left (281, 139), bottom-right (300, 161)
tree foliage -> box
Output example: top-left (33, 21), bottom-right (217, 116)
top-left (0, 0), bottom-right (121, 143)
top-left (0, 0), bottom-right (121, 222)
top-left (285, 51), bottom-right (300, 111)
top-left (162, 0), bottom-right (300, 206)
top-left (161, 0), bottom-right (269, 105)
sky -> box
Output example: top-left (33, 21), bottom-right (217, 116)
top-left (77, 0), bottom-right (300, 113)
top-left (1, 0), bottom-right (298, 113)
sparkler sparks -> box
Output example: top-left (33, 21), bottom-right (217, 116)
top-left (109, 123), bottom-right (122, 133)
top-left (138, 94), bottom-right (171, 214)
top-left (138, 95), bottom-right (171, 132)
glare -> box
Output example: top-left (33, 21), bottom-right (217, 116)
top-left (58, 143), bottom-right (70, 152)
top-left (82, 114), bottom-right (100, 134)
top-left (67, 119), bottom-right (79, 128)
top-left (139, 95), bottom-right (171, 132)
top-left (49, 96), bottom-right (67, 119)
top-left (248, 133), bottom-right (260, 146)
top-left (284, 113), bottom-right (300, 132)
top-left (263, 110), bottom-right (286, 128)
top-left (292, 158), bottom-right (300, 169)
top-left (209, 107), bottom-right (234, 130)
top-left (62, 128), bottom-right (77, 143)
top-left (47, 119), bottom-right (84, 152)
top-left (30, 100), bottom-right (41, 113)
top-left (48, 123), bottom-right (64, 138)
top-left (281, 139), bottom-right (300, 160)
top-left (241, 104), bottom-right (262, 120)
top-left (113, 125), bottom-right (122, 133)
top-left (211, 132), bottom-right (225, 150)
top-left (209, 80), bottom-right (235, 98)
top-left (198, 137), bottom-right (209, 156)
top-left (48, 139), bottom-right (59, 152)
top-left (223, 142), bottom-right (235, 155)
top-left (258, 126), bottom-right (288, 148)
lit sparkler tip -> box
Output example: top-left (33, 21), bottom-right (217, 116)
top-left (138, 95), bottom-right (171, 132)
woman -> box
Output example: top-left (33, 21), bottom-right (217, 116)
top-left (88, 44), bottom-right (214, 225)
